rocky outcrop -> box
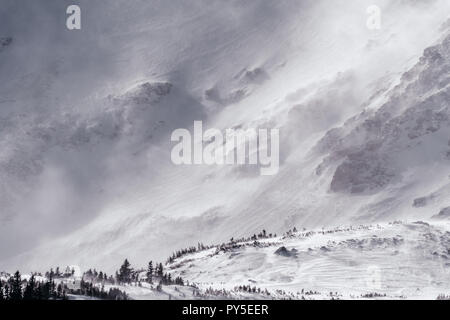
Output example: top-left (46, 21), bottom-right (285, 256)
top-left (317, 34), bottom-right (450, 194)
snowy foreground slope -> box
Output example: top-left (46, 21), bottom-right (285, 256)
top-left (56, 219), bottom-right (449, 300)
top-left (1, 0), bottom-right (450, 286)
top-left (8, 219), bottom-right (446, 300)
top-left (161, 220), bottom-right (450, 300)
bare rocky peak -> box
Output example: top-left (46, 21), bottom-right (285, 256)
top-left (314, 33), bottom-right (450, 194)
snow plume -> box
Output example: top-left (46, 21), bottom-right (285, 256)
top-left (0, 0), bottom-right (449, 273)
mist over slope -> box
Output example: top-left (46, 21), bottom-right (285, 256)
top-left (0, 0), bottom-right (449, 273)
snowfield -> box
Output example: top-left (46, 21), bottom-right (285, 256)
top-left (3, 219), bottom-right (450, 300)
top-left (56, 219), bottom-right (450, 300)
top-left (164, 220), bottom-right (450, 300)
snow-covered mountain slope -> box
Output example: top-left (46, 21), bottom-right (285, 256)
top-left (1, 0), bottom-right (450, 273)
top-left (5, 219), bottom-right (449, 300)
top-left (166, 220), bottom-right (450, 300)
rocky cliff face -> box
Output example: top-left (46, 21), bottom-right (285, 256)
top-left (316, 34), bottom-right (450, 195)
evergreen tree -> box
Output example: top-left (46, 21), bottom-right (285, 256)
top-left (4, 284), bottom-right (10, 300)
top-left (51, 280), bottom-right (57, 299)
top-left (118, 259), bottom-right (133, 284)
top-left (42, 280), bottom-right (51, 300)
top-left (0, 280), bottom-right (4, 301)
top-left (10, 271), bottom-right (22, 300)
top-left (146, 261), bottom-right (153, 284)
top-left (57, 283), bottom-right (63, 298)
top-left (23, 275), bottom-right (36, 300)
top-left (158, 263), bottom-right (163, 277)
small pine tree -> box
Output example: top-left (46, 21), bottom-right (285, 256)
top-left (146, 261), bottom-right (153, 284)
top-left (42, 280), bottom-right (51, 300)
top-left (10, 271), bottom-right (22, 300)
top-left (0, 280), bottom-right (4, 301)
top-left (23, 275), bottom-right (36, 300)
top-left (57, 283), bottom-right (63, 298)
top-left (156, 280), bottom-right (163, 292)
top-left (158, 263), bottom-right (163, 277)
top-left (118, 259), bottom-right (133, 284)
top-left (4, 284), bottom-right (10, 300)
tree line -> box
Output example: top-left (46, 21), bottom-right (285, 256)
top-left (0, 268), bottom-right (128, 301)
top-left (0, 271), bottom-right (66, 300)
top-left (116, 259), bottom-right (185, 291)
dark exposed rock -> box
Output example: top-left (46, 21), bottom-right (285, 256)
top-left (432, 207), bottom-right (450, 220)
top-left (413, 197), bottom-right (429, 208)
top-left (274, 246), bottom-right (297, 257)
top-left (0, 37), bottom-right (12, 47)
top-left (123, 82), bottom-right (172, 105)
top-left (320, 34), bottom-right (450, 195)
top-left (243, 68), bottom-right (269, 84)
top-left (0, 37), bottom-right (12, 52)
top-left (330, 157), bottom-right (394, 194)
